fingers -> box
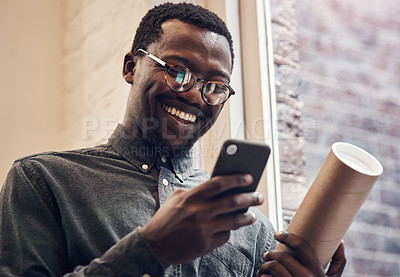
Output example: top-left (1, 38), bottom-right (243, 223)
top-left (190, 174), bottom-right (253, 199)
top-left (275, 231), bottom-right (319, 265)
top-left (209, 191), bottom-right (264, 215)
top-left (274, 231), bottom-right (325, 273)
top-left (274, 231), bottom-right (347, 277)
top-left (326, 241), bottom-right (346, 276)
top-left (259, 250), bottom-right (311, 276)
top-left (191, 195), bottom-right (261, 237)
top-left (188, 174), bottom-right (263, 217)
top-left (213, 211), bottom-right (257, 232)
top-left (257, 256), bottom-right (292, 277)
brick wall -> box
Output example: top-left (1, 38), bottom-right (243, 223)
top-left (269, 0), bottom-right (307, 224)
top-left (298, 0), bottom-right (400, 275)
top-left (272, 0), bottom-right (400, 275)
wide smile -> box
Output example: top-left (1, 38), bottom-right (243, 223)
top-left (161, 102), bottom-right (197, 123)
top-left (154, 98), bottom-right (209, 148)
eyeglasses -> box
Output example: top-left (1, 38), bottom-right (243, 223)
top-left (135, 49), bottom-right (235, 106)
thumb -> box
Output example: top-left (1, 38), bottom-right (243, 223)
top-left (326, 241), bottom-right (346, 276)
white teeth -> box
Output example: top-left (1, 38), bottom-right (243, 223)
top-left (161, 103), bottom-right (197, 123)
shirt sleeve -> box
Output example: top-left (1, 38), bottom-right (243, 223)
top-left (67, 228), bottom-right (166, 277)
top-left (252, 208), bottom-right (278, 276)
top-left (0, 160), bottom-right (166, 277)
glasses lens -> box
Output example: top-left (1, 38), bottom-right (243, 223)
top-left (203, 82), bottom-right (229, 105)
top-left (166, 66), bottom-right (194, 92)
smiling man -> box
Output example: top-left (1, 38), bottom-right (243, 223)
top-left (0, 3), bottom-right (346, 277)
top-left (122, 18), bottom-right (231, 153)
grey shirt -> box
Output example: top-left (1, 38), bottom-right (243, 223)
top-left (0, 124), bottom-right (277, 276)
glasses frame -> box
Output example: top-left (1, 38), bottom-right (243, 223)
top-left (134, 48), bottom-right (235, 106)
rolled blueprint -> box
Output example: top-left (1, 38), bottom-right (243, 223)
top-left (277, 142), bottom-right (383, 268)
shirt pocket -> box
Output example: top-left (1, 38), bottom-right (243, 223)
top-left (198, 243), bottom-right (253, 276)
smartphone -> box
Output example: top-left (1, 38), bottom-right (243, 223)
top-left (211, 139), bottom-right (271, 206)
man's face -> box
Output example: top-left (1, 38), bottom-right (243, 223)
top-left (123, 19), bottom-right (232, 154)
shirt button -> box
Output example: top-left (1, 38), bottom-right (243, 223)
top-left (142, 164), bottom-right (149, 170)
top-left (162, 179), bottom-right (169, 186)
top-left (161, 155), bottom-right (167, 163)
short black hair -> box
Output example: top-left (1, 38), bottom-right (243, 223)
top-left (131, 2), bottom-right (234, 68)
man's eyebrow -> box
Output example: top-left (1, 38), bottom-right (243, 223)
top-left (163, 54), bottom-right (231, 81)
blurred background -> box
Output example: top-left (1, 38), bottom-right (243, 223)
top-left (271, 0), bottom-right (400, 275)
top-left (1, 0), bottom-right (399, 276)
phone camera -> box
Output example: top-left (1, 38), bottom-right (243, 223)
top-left (226, 144), bottom-right (238, 155)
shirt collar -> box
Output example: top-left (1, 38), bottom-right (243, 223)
top-left (108, 124), bottom-right (193, 175)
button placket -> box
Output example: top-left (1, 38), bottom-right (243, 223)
top-left (162, 178), bottom-right (168, 186)
top-left (138, 162), bottom-right (153, 173)
top-left (158, 167), bottom-right (174, 206)
top-left (176, 173), bottom-right (184, 182)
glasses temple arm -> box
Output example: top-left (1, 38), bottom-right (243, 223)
top-left (136, 48), bottom-right (166, 67)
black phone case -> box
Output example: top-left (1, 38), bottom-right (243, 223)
top-left (211, 139), bottom-right (271, 199)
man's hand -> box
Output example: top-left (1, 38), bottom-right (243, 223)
top-left (142, 174), bottom-right (264, 265)
top-left (257, 231), bottom-right (346, 277)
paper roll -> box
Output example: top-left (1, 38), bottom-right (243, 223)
top-left (276, 142), bottom-right (383, 268)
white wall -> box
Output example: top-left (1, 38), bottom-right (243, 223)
top-left (62, 0), bottom-right (148, 149)
top-left (62, 0), bottom-right (208, 150)
top-left (0, 0), bottom-right (64, 184)
top-left (0, 0), bottom-right (211, 184)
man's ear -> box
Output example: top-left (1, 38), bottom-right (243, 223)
top-left (122, 52), bottom-right (135, 84)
